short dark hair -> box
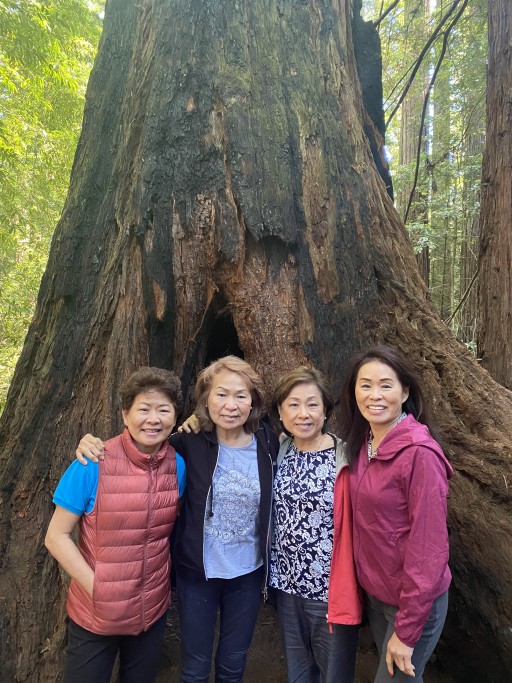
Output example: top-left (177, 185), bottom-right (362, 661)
top-left (271, 366), bottom-right (334, 434)
top-left (338, 345), bottom-right (434, 466)
top-left (121, 367), bottom-right (183, 414)
top-left (194, 356), bottom-right (264, 433)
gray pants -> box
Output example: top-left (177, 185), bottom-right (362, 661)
top-left (276, 589), bottom-right (360, 683)
top-left (366, 591), bottom-right (448, 683)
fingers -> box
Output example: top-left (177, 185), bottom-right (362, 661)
top-left (403, 658), bottom-right (415, 677)
top-left (386, 649), bottom-right (394, 676)
top-left (389, 655), bottom-right (415, 677)
top-left (177, 423), bottom-right (191, 434)
top-left (75, 435), bottom-right (105, 463)
top-left (386, 634), bottom-right (416, 678)
top-left (386, 654), bottom-right (416, 677)
top-left (76, 450), bottom-right (89, 465)
top-left (75, 447), bottom-right (102, 463)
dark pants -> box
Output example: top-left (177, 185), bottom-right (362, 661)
top-left (276, 589), bottom-right (359, 683)
top-left (366, 591), bottom-right (449, 683)
top-left (176, 566), bottom-right (264, 683)
top-left (63, 612), bottom-right (167, 683)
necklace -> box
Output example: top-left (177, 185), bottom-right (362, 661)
top-left (294, 432), bottom-right (332, 453)
top-left (367, 412), bottom-right (407, 462)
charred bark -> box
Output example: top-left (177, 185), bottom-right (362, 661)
top-left (0, 1), bottom-right (511, 681)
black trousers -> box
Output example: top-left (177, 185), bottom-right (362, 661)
top-left (63, 612), bottom-right (167, 683)
top-left (176, 566), bottom-right (264, 683)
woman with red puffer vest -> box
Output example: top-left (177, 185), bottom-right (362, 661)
top-left (45, 367), bottom-right (186, 683)
top-left (338, 345), bottom-right (453, 683)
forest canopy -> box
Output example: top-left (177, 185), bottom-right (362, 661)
top-left (0, 0), bottom-right (104, 409)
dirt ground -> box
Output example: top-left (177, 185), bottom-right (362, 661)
top-left (155, 602), bottom-right (454, 683)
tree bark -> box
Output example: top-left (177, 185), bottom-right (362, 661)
top-left (477, 0), bottom-right (512, 388)
top-left (0, 1), bottom-right (511, 681)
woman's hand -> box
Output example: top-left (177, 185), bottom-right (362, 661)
top-left (177, 414), bottom-right (201, 434)
top-left (45, 506), bottom-right (95, 597)
top-left (386, 632), bottom-right (415, 677)
top-left (75, 434), bottom-right (105, 465)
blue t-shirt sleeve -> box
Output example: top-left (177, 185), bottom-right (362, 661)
top-left (176, 453), bottom-right (186, 497)
top-left (53, 460), bottom-right (99, 515)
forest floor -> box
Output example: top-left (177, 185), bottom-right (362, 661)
top-left (154, 602), bottom-right (455, 683)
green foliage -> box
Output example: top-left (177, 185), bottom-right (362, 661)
top-left (361, 0), bottom-right (487, 342)
top-left (0, 0), bottom-right (104, 410)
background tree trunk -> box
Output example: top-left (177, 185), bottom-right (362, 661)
top-left (0, 1), bottom-right (511, 681)
top-left (477, 0), bottom-right (512, 387)
top-left (456, 130), bottom-right (482, 344)
top-left (397, 0), bottom-right (430, 285)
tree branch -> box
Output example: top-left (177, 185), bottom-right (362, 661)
top-left (374, 0), bottom-right (401, 29)
top-left (403, 0), bottom-right (470, 224)
top-left (445, 263), bottom-right (479, 325)
top-left (385, 0), bottom-right (466, 130)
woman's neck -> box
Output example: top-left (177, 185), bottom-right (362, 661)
top-left (216, 427), bottom-right (252, 447)
top-left (293, 432), bottom-right (331, 453)
top-left (369, 413), bottom-right (406, 449)
top-left (368, 426), bottom-right (387, 451)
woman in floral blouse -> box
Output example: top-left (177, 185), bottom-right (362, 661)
top-left (269, 366), bottom-right (361, 683)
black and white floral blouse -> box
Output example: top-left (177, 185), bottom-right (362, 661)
top-left (269, 440), bottom-right (336, 602)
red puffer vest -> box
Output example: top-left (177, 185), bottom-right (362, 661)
top-left (66, 428), bottom-right (179, 635)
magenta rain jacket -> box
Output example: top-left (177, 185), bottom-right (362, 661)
top-left (350, 414), bottom-right (453, 647)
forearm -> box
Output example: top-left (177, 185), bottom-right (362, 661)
top-left (45, 532), bottom-right (94, 597)
top-left (397, 450), bottom-right (450, 644)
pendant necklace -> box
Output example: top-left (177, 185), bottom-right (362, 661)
top-left (367, 412), bottom-right (407, 462)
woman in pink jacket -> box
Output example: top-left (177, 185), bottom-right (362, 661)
top-left (338, 346), bottom-right (453, 683)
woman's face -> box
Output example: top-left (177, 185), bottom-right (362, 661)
top-left (122, 389), bottom-right (176, 454)
top-left (206, 370), bottom-right (252, 433)
top-left (355, 360), bottom-right (409, 434)
top-left (279, 382), bottom-right (325, 442)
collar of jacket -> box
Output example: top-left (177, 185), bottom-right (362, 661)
top-left (277, 433), bottom-right (348, 473)
top-left (121, 427), bottom-right (170, 469)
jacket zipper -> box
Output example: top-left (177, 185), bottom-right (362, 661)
top-left (202, 444), bottom-right (220, 580)
top-left (142, 460), bottom-right (153, 630)
top-left (353, 456), bottom-right (371, 576)
top-left (263, 445), bottom-right (274, 602)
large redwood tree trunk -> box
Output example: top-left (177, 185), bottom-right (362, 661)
top-left (477, 0), bottom-right (512, 388)
top-left (0, 1), bottom-right (511, 681)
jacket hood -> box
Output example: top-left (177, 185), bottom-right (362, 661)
top-left (372, 414), bottom-right (454, 479)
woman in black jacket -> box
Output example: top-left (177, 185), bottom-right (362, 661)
top-left (76, 356), bottom-right (279, 683)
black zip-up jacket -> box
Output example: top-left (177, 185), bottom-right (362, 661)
top-left (170, 421), bottom-right (279, 582)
